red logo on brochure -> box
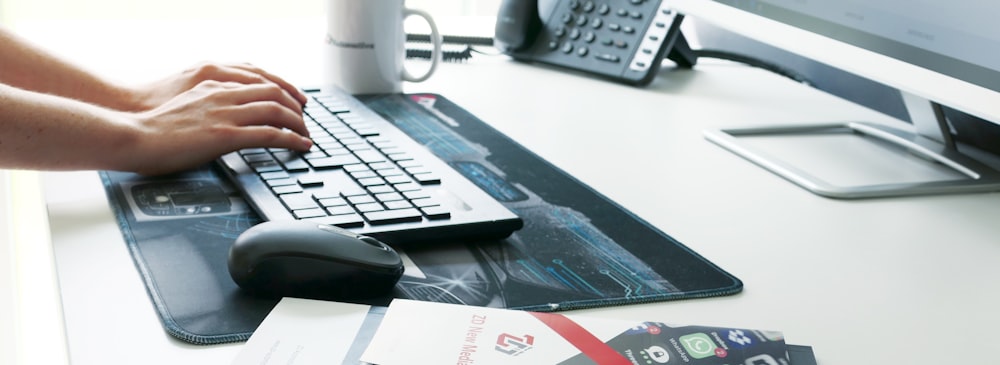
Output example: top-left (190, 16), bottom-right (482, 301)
top-left (495, 333), bottom-right (535, 356)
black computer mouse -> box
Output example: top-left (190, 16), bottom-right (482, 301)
top-left (228, 221), bottom-right (403, 301)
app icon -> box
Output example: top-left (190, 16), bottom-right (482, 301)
top-left (643, 345), bottom-right (671, 364)
top-left (745, 354), bottom-right (780, 365)
top-left (679, 333), bottom-right (718, 359)
top-left (726, 329), bottom-right (754, 348)
top-left (627, 322), bottom-right (665, 335)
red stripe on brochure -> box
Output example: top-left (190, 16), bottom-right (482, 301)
top-left (529, 312), bottom-right (632, 365)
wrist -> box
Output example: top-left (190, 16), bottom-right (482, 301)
top-left (102, 82), bottom-right (153, 112)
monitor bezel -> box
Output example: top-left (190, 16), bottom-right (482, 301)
top-left (670, 0), bottom-right (1000, 127)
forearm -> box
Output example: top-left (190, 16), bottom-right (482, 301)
top-left (0, 84), bottom-right (140, 172)
top-left (0, 26), bottom-right (142, 111)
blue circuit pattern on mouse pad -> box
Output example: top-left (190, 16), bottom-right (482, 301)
top-left (363, 94), bottom-right (691, 308)
top-left (449, 161), bottom-right (529, 203)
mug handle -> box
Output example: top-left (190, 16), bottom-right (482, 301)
top-left (401, 8), bottom-right (441, 82)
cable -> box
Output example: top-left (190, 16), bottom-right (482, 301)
top-left (406, 46), bottom-right (476, 62)
top-left (404, 33), bottom-right (815, 85)
top-left (406, 33), bottom-right (498, 62)
top-left (691, 49), bottom-right (814, 86)
top-left (406, 33), bottom-right (494, 46)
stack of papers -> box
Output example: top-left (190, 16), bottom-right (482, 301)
top-left (233, 298), bottom-right (802, 365)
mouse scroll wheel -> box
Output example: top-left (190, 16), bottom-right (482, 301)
top-left (359, 236), bottom-right (389, 251)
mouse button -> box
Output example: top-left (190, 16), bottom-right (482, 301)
top-left (229, 227), bottom-right (281, 273)
top-left (247, 256), bottom-right (353, 296)
top-left (359, 236), bottom-right (390, 250)
top-left (317, 223), bottom-right (357, 238)
top-left (338, 244), bottom-right (403, 271)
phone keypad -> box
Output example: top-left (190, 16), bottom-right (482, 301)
top-left (508, 0), bottom-right (683, 85)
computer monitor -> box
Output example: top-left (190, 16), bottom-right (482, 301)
top-left (670, 0), bottom-right (1000, 198)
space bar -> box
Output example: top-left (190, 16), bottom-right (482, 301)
top-left (363, 209), bottom-right (423, 225)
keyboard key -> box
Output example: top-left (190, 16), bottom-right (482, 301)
top-left (377, 147), bottom-right (401, 155)
top-left (317, 101), bottom-right (350, 113)
top-left (344, 164), bottom-right (370, 173)
top-left (340, 187), bottom-right (369, 197)
top-left (367, 185), bottom-right (395, 194)
top-left (273, 152), bottom-right (310, 172)
top-left (318, 197), bottom-right (348, 207)
top-left (377, 167), bottom-right (406, 177)
top-left (349, 170), bottom-right (378, 180)
top-left (266, 177), bottom-right (297, 187)
top-left (357, 177), bottom-right (386, 187)
top-left (384, 200), bottom-right (413, 210)
top-left (302, 151), bottom-right (328, 160)
top-left (347, 195), bottom-right (376, 205)
top-left (345, 143), bottom-right (372, 152)
top-left (243, 153), bottom-right (275, 163)
top-left (297, 174), bottom-right (325, 187)
top-left (354, 202), bottom-right (384, 213)
top-left (311, 134), bottom-right (338, 144)
top-left (316, 141), bottom-right (343, 151)
top-left (413, 173), bottom-right (442, 185)
top-left (325, 205), bottom-right (356, 216)
top-left (420, 205), bottom-right (451, 220)
top-left (369, 139), bottom-right (395, 149)
top-left (311, 189), bottom-right (342, 200)
top-left (280, 193), bottom-right (320, 210)
top-left (354, 127), bottom-right (380, 137)
top-left (338, 136), bottom-right (364, 145)
top-left (330, 134), bottom-right (357, 144)
top-left (293, 208), bottom-right (327, 219)
top-left (260, 171), bottom-right (290, 180)
top-left (403, 190), bottom-right (432, 200)
top-left (240, 147), bottom-right (269, 154)
top-left (311, 214), bottom-right (365, 228)
top-left (404, 166), bottom-right (431, 175)
top-left (252, 161), bottom-right (284, 173)
top-left (309, 155), bottom-right (360, 169)
top-left (368, 162), bottom-right (396, 171)
top-left (363, 208), bottom-right (423, 225)
top-left (385, 175), bottom-right (413, 184)
top-left (397, 160), bottom-right (421, 168)
top-left (324, 147), bottom-right (352, 156)
top-left (375, 192), bottom-right (405, 202)
top-left (393, 182), bottom-right (422, 192)
top-left (410, 197), bottom-right (441, 208)
top-left (272, 185), bottom-right (304, 195)
top-left (338, 113), bottom-right (365, 124)
top-left (387, 152), bottom-right (414, 162)
top-left (354, 150), bottom-right (387, 163)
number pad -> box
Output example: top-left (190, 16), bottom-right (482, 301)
top-left (507, 0), bottom-right (683, 85)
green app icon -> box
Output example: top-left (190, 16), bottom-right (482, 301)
top-left (679, 333), bottom-right (718, 359)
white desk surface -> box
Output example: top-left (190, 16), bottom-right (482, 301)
top-left (7, 17), bottom-right (1000, 365)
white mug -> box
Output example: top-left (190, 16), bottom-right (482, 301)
top-left (324, 0), bottom-right (442, 94)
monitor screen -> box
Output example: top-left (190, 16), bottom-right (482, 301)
top-left (671, 0), bottom-right (1000, 126)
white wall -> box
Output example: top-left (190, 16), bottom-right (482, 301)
top-left (1, 0), bottom-right (500, 23)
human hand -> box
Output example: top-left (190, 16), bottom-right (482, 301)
top-left (117, 80), bottom-right (312, 175)
top-left (125, 62), bottom-right (308, 112)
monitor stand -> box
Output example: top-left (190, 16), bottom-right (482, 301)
top-left (703, 92), bottom-right (1000, 199)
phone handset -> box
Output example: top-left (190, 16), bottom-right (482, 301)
top-left (494, 0), bottom-right (543, 52)
top-left (494, 0), bottom-right (696, 86)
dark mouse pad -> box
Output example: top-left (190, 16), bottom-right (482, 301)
top-left (99, 93), bottom-right (741, 345)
